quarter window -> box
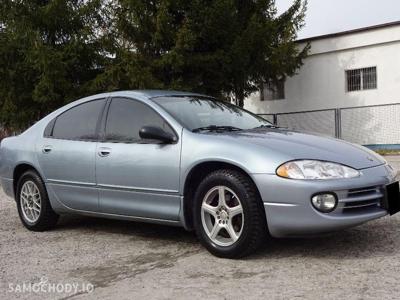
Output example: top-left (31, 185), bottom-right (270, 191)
top-left (105, 97), bottom-right (174, 142)
top-left (51, 99), bottom-right (106, 140)
top-left (346, 67), bottom-right (377, 92)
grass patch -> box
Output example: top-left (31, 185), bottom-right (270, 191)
top-left (374, 149), bottom-right (400, 156)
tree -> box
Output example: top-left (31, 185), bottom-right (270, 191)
top-left (0, 0), bottom-right (106, 130)
top-left (0, 0), bottom-right (308, 131)
top-left (98, 0), bottom-right (309, 106)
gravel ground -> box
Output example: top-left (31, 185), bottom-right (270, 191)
top-left (1, 157), bottom-right (399, 300)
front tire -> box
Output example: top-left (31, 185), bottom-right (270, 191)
top-left (193, 169), bottom-right (268, 258)
top-left (16, 170), bottom-right (59, 231)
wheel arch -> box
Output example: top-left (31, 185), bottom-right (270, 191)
top-left (13, 163), bottom-right (42, 198)
top-left (182, 160), bottom-right (263, 230)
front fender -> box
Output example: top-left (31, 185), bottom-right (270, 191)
top-left (179, 130), bottom-right (291, 194)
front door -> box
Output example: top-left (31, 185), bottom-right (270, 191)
top-left (96, 97), bottom-right (181, 221)
top-left (37, 99), bottom-right (106, 211)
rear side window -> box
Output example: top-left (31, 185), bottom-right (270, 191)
top-left (105, 97), bottom-right (174, 142)
top-left (51, 99), bottom-right (106, 141)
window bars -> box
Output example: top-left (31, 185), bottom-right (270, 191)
top-left (346, 67), bottom-right (377, 92)
top-left (261, 80), bottom-right (285, 101)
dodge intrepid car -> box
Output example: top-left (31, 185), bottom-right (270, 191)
top-left (1, 90), bottom-right (399, 258)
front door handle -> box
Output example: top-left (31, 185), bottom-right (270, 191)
top-left (98, 147), bottom-right (111, 157)
top-left (42, 145), bottom-right (53, 154)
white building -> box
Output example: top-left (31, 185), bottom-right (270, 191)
top-left (245, 21), bottom-right (400, 147)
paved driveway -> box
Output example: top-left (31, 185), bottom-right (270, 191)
top-left (0, 157), bottom-right (399, 300)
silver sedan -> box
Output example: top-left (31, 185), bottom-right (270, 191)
top-left (1, 90), bottom-right (399, 258)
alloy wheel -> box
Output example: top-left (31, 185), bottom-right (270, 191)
top-left (201, 186), bottom-right (244, 246)
top-left (20, 181), bottom-right (41, 223)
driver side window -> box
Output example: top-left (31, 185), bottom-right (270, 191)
top-left (105, 97), bottom-right (174, 143)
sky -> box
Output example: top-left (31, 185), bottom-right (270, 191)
top-left (276, 0), bottom-right (400, 39)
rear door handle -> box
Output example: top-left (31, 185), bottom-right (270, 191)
top-left (42, 145), bottom-right (53, 154)
top-left (98, 147), bottom-right (111, 157)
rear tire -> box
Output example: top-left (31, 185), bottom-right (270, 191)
top-left (16, 170), bottom-right (59, 231)
top-left (193, 169), bottom-right (268, 258)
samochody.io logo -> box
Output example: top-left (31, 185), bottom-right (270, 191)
top-left (7, 277), bottom-right (94, 295)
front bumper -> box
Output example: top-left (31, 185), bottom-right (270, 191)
top-left (253, 164), bottom-right (396, 238)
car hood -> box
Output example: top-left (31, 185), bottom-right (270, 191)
top-left (218, 128), bottom-right (386, 170)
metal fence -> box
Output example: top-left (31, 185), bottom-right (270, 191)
top-left (260, 103), bottom-right (400, 147)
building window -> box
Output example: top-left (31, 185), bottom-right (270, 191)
top-left (260, 80), bottom-right (285, 101)
top-left (346, 67), bottom-right (377, 92)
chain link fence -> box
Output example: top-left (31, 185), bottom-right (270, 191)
top-left (260, 103), bottom-right (400, 148)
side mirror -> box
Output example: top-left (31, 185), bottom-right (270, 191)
top-left (139, 126), bottom-right (176, 143)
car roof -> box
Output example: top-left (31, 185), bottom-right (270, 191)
top-left (22, 90), bottom-right (210, 136)
top-left (109, 90), bottom-right (208, 99)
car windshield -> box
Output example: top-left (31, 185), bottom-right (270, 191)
top-left (152, 96), bottom-right (272, 131)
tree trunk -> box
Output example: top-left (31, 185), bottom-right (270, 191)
top-left (237, 97), bottom-right (244, 107)
top-left (235, 88), bottom-right (245, 107)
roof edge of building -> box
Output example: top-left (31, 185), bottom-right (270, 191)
top-left (296, 20), bottom-right (400, 43)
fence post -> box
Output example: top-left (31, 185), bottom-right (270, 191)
top-left (335, 109), bottom-right (342, 139)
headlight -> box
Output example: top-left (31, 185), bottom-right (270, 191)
top-left (276, 160), bottom-right (360, 180)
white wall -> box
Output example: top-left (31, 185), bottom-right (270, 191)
top-left (245, 25), bottom-right (400, 114)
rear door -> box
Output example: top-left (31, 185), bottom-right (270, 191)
top-left (37, 99), bottom-right (106, 211)
top-left (96, 97), bottom-right (182, 220)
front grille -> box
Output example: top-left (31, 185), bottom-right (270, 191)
top-left (339, 186), bottom-right (383, 213)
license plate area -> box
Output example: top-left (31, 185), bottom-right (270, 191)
top-left (385, 181), bottom-right (400, 215)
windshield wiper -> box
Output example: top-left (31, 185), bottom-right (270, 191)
top-left (192, 125), bottom-right (242, 133)
top-left (253, 124), bottom-right (280, 129)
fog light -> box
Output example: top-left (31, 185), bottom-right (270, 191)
top-left (311, 193), bottom-right (337, 213)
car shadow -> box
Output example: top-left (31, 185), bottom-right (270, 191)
top-left (252, 217), bottom-right (399, 260)
top-left (56, 214), bottom-right (399, 260)
top-left (56, 214), bottom-right (198, 246)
